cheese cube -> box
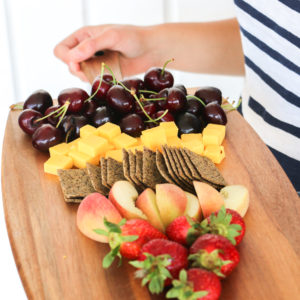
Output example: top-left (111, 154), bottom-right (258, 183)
top-left (80, 125), bottom-right (97, 138)
top-left (159, 121), bottom-right (178, 138)
top-left (182, 140), bottom-right (204, 155)
top-left (127, 145), bottom-right (144, 153)
top-left (141, 126), bottom-right (167, 151)
top-left (78, 135), bottom-right (109, 157)
top-left (112, 133), bottom-right (138, 149)
top-left (203, 124), bottom-right (226, 146)
top-left (167, 136), bottom-right (182, 148)
top-left (44, 155), bottom-right (73, 175)
top-left (67, 138), bottom-right (81, 150)
top-left (68, 150), bottom-right (99, 169)
top-left (181, 133), bottom-right (203, 143)
top-left (49, 143), bottom-right (71, 157)
top-left (96, 122), bottom-right (121, 140)
top-left (205, 123), bottom-right (226, 137)
top-left (105, 149), bottom-right (123, 162)
top-left (203, 145), bottom-right (225, 164)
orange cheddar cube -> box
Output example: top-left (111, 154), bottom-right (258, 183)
top-left (127, 145), bottom-right (144, 153)
top-left (112, 133), bottom-right (138, 149)
top-left (44, 155), bottom-right (73, 175)
top-left (182, 140), bottom-right (204, 155)
top-left (68, 150), bottom-right (99, 169)
top-left (67, 138), bottom-right (81, 150)
top-left (203, 124), bottom-right (226, 146)
top-left (159, 121), bottom-right (178, 138)
top-left (180, 133), bottom-right (203, 143)
top-left (203, 145), bottom-right (225, 164)
top-left (105, 149), bottom-right (123, 162)
top-left (80, 125), bottom-right (97, 138)
top-left (167, 136), bottom-right (182, 148)
top-left (78, 135), bottom-right (109, 157)
top-left (141, 126), bottom-right (167, 151)
top-left (96, 122), bottom-right (121, 141)
top-left (49, 143), bottom-right (71, 157)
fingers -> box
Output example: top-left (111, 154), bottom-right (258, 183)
top-left (68, 62), bottom-right (89, 82)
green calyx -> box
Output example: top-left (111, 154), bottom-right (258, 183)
top-left (93, 218), bottom-right (138, 269)
top-left (129, 253), bottom-right (172, 294)
top-left (185, 216), bottom-right (209, 246)
top-left (203, 206), bottom-right (242, 245)
top-left (188, 249), bottom-right (231, 278)
top-left (166, 270), bottom-right (208, 300)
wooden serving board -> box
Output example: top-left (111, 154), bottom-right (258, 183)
top-left (2, 57), bottom-right (300, 299)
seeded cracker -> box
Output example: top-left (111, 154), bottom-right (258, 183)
top-left (135, 150), bottom-right (144, 183)
top-left (86, 163), bottom-right (109, 195)
top-left (179, 148), bottom-right (202, 181)
top-left (142, 147), bottom-right (165, 189)
top-left (106, 157), bottom-right (126, 187)
top-left (174, 148), bottom-right (194, 181)
top-left (128, 151), bottom-right (146, 191)
top-left (57, 169), bottom-right (95, 203)
top-left (100, 158), bottom-right (110, 189)
top-left (122, 149), bottom-right (136, 186)
top-left (156, 150), bottom-right (176, 184)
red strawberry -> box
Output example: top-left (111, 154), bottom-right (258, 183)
top-left (130, 238), bottom-right (188, 294)
top-left (189, 234), bottom-right (240, 278)
top-left (166, 269), bottom-right (221, 300)
top-left (205, 207), bottom-right (245, 245)
top-left (166, 216), bottom-right (206, 246)
top-left (94, 218), bottom-right (167, 268)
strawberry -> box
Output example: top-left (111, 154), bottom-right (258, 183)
top-left (94, 218), bottom-right (167, 268)
top-left (204, 207), bottom-right (245, 245)
top-left (130, 238), bottom-right (188, 294)
top-left (166, 269), bottom-right (221, 300)
top-left (189, 234), bottom-right (240, 278)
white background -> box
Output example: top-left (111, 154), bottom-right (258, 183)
top-left (0, 0), bottom-right (243, 298)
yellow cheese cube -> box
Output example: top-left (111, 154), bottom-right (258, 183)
top-left (203, 145), bottom-right (225, 164)
top-left (49, 143), bottom-right (71, 157)
top-left (205, 123), bottom-right (226, 136)
top-left (141, 126), bottom-right (167, 151)
top-left (182, 140), bottom-right (204, 155)
top-left (167, 136), bottom-right (182, 148)
top-left (44, 155), bottom-right (73, 175)
top-left (80, 125), bottom-right (97, 138)
top-left (203, 124), bottom-right (226, 145)
top-left (67, 138), bottom-right (81, 150)
top-left (112, 133), bottom-right (138, 149)
top-left (105, 149), bottom-right (123, 162)
top-left (78, 135), bottom-right (109, 157)
top-left (181, 133), bottom-right (203, 143)
top-left (96, 122), bottom-right (121, 140)
top-left (68, 150), bottom-right (99, 169)
top-left (159, 121), bottom-right (178, 138)
top-left (127, 145), bottom-right (144, 153)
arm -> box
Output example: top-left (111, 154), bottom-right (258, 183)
top-left (54, 19), bottom-right (244, 81)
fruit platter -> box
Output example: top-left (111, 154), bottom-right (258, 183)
top-left (2, 55), bottom-right (300, 300)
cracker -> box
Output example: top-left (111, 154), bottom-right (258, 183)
top-left (100, 158), bottom-right (110, 189)
top-left (128, 151), bottom-right (146, 191)
top-left (142, 147), bottom-right (165, 189)
top-left (156, 150), bottom-right (176, 184)
top-left (135, 150), bottom-right (144, 183)
top-left (122, 149), bottom-right (135, 186)
top-left (107, 157), bottom-right (126, 187)
top-left (173, 148), bottom-right (194, 181)
top-left (86, 163), bottom-right (109, 195)
top-left (58, 169), bottom-right (95, 202)
top-left (179, 148), bottom-right (202, 181)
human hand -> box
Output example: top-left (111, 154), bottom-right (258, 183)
top-left (54, 25), bottom-right (159, 81)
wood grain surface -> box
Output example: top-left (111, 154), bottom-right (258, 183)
top-left (2, 57), bottom-right (300, 300)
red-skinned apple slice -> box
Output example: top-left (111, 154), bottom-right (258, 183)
top-left (77, 193), bottom-right (122, 243)
top-left (184, 191), bottom-right (202, 221)
top-left (109, 180), bottom-right (147, 220)
top-left (193, 181), bottom-right (224, 218)
top-left (155, 183), bottom-right (188, 227)
top-left (136, 188), bottom-right (165, 232)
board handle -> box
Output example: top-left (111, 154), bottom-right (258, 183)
top-left (80, 51), bottom-right (123, 84)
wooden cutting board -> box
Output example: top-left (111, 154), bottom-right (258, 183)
top-left (2, 56), bottom-right (300, 300)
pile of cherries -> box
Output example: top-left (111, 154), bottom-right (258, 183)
top-left (17, 61), bottom-right (227, 152)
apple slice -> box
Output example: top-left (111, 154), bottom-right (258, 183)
top-left (136, 188), bottom-right (165, 232)
top-left (77, 193), bottom-right (122, 243)
top-left (220, 185), bottom-right (249, 217)
top-left (184, 191), bottom-right (202, 221)
top-left (109, 180), bottom-right (147, 220)
top-left (156, 183), bottom-right (188, 227)
top-left (193, 181), bottom-right (224, 218)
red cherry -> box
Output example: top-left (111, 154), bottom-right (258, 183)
top-left (58, 88), bottom-right (89, 113)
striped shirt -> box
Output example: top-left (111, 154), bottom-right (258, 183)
top-left (234, 0), bottom-right (300, 192)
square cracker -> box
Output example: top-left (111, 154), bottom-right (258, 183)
top-left (100, 158), bottom-right (111, 189)
top-left (122, 149), bottom-right (136, 186)
top-left (128, 151), bottom-right (146, 190)
top-left (106, 157), bottom-right (126, 187)
top-left (135, 150), bottom-right (144, 183)
top-left (156, 150), bottom-right (176, 185)
top-left (86, 163), bottom-right (109, 195)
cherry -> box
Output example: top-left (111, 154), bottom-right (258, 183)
top-left (195, 87), bottom-right (222, 105)
top-left (174, 84), bottom-right (187, 95)
top-left (60, 115), bottom-right (89, 142)
top-left (120, 78), bottom-right (145, 94)
top-left (154, 88), bottom-right (169, 110)
top-left (91, 74), bottom-right (114, 103)
top-left (155, 110), bottom-right (175, 122)
top-left (120, 113), bottom-right (145, 137)
top-left (176, 112), bottom-right (204, 136)
top-left (92, 106), bottom-right (115, 127)
top-left (18, 109), bottom-right (45, 135)
top-left (106, 85), bottom-right (135, 114)
top-left (185, 98), bottom-right (205, 117)
top-left (58, 88), bottom-right (89, 113)
top-left (23, 89), bottom-right (53, 114)
top-left (32, 124), bottom-right (63, 152)
top-left (135, 102), bottom-right (157, 119)
top-left (82, 100), bottom-right (99, 119)
top-left (166, 87), bottom-right (187, 113)
top-left (144, 59), bottom-right (174, 92)
top-left (203, 102), bottom-right (227, 125)
top-left (44, 105), bottom-right (61, 126)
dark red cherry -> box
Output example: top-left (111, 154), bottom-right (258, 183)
top-left (174, 84), bottom-right (187, 95)
top-left (135, 102), bottom-right (157, 119)
top-left (44, 105), bottom-right (61, 126)
top-left (82, 100), bottom-right (99, 119)
top-left (60, 115), bottom-right (88, 142)
top-left (120, 78), bottom-right (145, 93)
top-left (185, 98), bottom-right (205, 117)
top-left (106, 85), bottom-right (135, 114)
top-left (18, 109), bottom-right (45, 135)
top-left (195, 87), bottom-right (222, 105)
top-left (23, 90), bottom-right (53, 114)
top-left (154, 88), bottom-right (169, 110)
top-left (144, 67), bottom-right (174, 92)
top-left (92, 106), bottom-right (115, 127)
top-left (32, 124), bottom-right (63, 152)
top-left (203, 102), bottom-right (227, 125)
top-left (166, 87), bottom-right (187, 113)
top-left (155, 110), bottom-right (175, 122)
top-left (58, 88), bottom-right (89, 113)
top-left (91, 74), bottom-right (114, 102)
top-left (176, 112), bottom-right (204, 136)
top-left (120, 113), bottom-right (145, 137)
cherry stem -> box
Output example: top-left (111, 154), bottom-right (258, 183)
top-left (186, 95), bottom-right (206, 107)
top-left (104, 64), bottom-right (117, 85)
top-left (139, 90), bottom-right (158, 95)
top-left (65, 128), bottom-right (73, 143)
top-left (221, 97), bottom-right (242, 111)
top-left (9, 103), bottom-right (24, 110)
top-left (145, 109), bottom-right (169, 123)
top-left (85, 62), bottom-right (105, 103)
top-left (56, 101), bottom-right (70, 128)
top-left (161, 58), bottom-right (174, 77)
top-left (141, 97), bottom-right (166, 102)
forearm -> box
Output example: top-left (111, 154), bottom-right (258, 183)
top-left (144, 19), bottom-right (245, 76)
